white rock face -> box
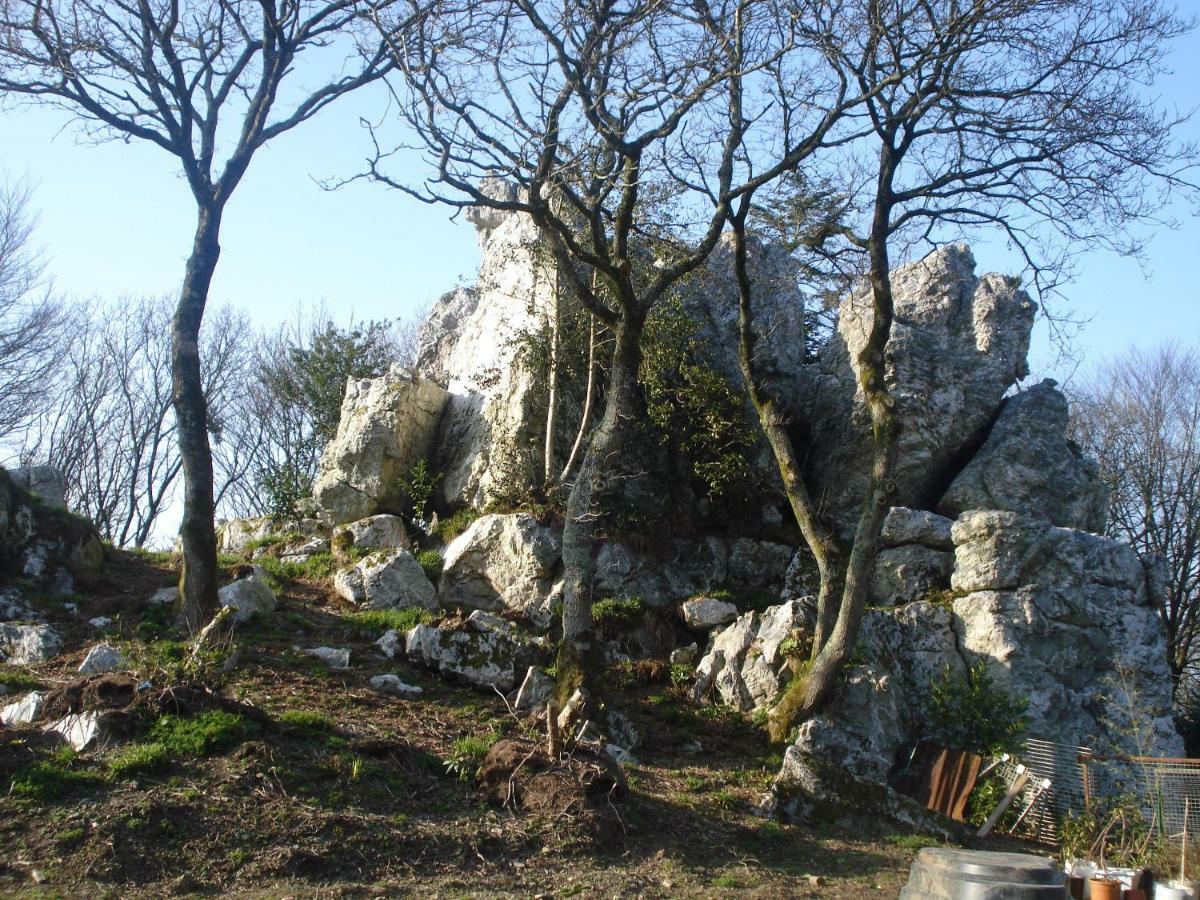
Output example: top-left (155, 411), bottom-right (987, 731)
top-left (1, 690), bottom-right (45, 726)
top-left (77, 643), bottom-right (129, 676)
top-left (369, 674), bottom-right (423, 699)
top-left (312, 370), bottom-right (448, 525)
top-left (693, 600), bottom-right (810, 711)
top-left (216, 517), bottom-right (276, 554)
top-left (679, 597), bottom-right (738, 630)
top-left (440, 513), bottom-right (561, 622)
top-left (869, 545), bottom-right (954, 605)
top-left (299, 646), bottom-right (351, 670)
top-left (881, 507), bottom-right (954, 550)
top-left (799, 244), bottom-right (1036, 534)
top-left (9, 466), bottom-right (67, 509)
top-left (333, 514), bottom-right (411, 555)
top-left (333, 549), bottom-right (437, 611)
top-left (404, 622), bottom-right (521, 691)
top-left (939, 380), bottom-right (1108, 531)
top-left (0, 623), bottom-right (62, 665)
top-left (218, 568), bottom-right (277, 622)
top-left (45, 711), bottom-right (110, 751)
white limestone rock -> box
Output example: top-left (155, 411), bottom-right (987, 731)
top-left (881, 507), bottom-right (955, 550)
top-left (440, 513), bottom-right (560, 622)
top-left (299, 646), bottom-right (351, 670)
top-left (375, 629), bottom-right (405, 660)
top-left (404, 623), bottom-right (521, 691)
top-left (77, 643), bottom-right (129, 676)
top-left (9, 466), bottom-right (67, 509)
top-left (218, 567), bottom-right (277, 622)
top-left (939, 380), bottom-right (1108, 532)
top-left (0, 623), bottom-right (62, 665)
top-left (216, 517), bottom-right (276, 554)
top-left (333, 549), bottom-right (437, 611)
top-left (514, 666), bottom-right (555, 713)
top-left (869, 545), bottom-right (954, 605)
top-left (799, 244), bottom-right (1036, 535)
top-left (680, 597), bottom-right (739, 630)
top-left (312, 370), bottom-right (448, 525)
top-left (333, 514), bottom-right (411, 555)
top-left (693, 600), bottom-right (810, 711)
top-left (45, 711), bottom-right (113, 751)
top-left (369, 674), bottom-right (423, 699)
top-left (148, 586), bottom-right (178, 606)
top-left (1, 691), bottom-right (45, 727)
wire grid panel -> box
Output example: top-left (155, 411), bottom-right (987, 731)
top-left (1083, 755), bottom-right (1200, 841)
top-left (993, 739), bottom-right (1093, 844)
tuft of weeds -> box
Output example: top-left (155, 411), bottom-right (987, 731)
top-left (0, 664), bottom-right (42, 692)
top-left (593, 597), bottom-right (645, 634)
top-left (148, 710), bottom-right (258, 758)
top-left (445, 732), bottom-right (500, 782)
top-left (343, 607), bottom-right (435, 635)
top-left (254, 551), bottom-right (338, 584)
top-left (108, 742), bottom-right (171, 780)
top-left (277, 709), bottom-right (334, 735)
top-left (415, 549), bottom-right (444, 584)
top-left (432, 507), bottom-right (480, 544)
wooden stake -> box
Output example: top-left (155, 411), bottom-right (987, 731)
top-left (977, 766), bottom-right (1030, 838)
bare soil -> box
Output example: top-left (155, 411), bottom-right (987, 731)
top-left (0, 548), bottom-right (1039, 898)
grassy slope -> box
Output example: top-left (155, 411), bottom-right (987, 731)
top-left (0, 547), bottom-right (936, 898)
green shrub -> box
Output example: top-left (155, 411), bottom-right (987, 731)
top-left (924, 662), bottom-right (1028, 756)
top-left (593, 597), bottom-right (645, 634)
top-left (445, 733), bottom-right (500, 782)
top-left (108, 742), bottom-right (171, 779)
top-left (148, 710), bottom-right (258, 758)
top-left (397, 459), bottom-right (442, 521)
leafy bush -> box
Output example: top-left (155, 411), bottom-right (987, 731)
top-left (397, 459), bottom-right (442, 521)
top-left (259, 461), bottom-right (313, 521)
top-left (924, 663), bottom-right (1028, 756)
top-left (1058, 795), bottom-right (1169, 870)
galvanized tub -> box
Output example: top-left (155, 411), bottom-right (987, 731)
top-left (900, 848), bottom-right (1068, 899)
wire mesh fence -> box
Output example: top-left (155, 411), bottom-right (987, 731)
top-left (986, 738), bottom-right (1200, 847)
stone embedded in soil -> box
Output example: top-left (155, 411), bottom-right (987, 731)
top-left (404, 623), bottom-right (522, 691)
top-left (375, 629), bottom-right (404, 659)
top-left (332, 549), bottom-right (437, 611)
top-left (514, 666), bottom-right (554, 713)
top-left (298, 647), bottom-right (351, 670)
top-left (369, 674), bottom-right (423, 699)
top-left (670, 643), bottom-right (698, 666)
top-left (44, 710), bottom-right (110, 751)
top-left (1, 690), bottom-right (45, 726)
top-left (88, 616), bottom-right (113, 629)
top-left (78, 643), bottom-right (129, 676)
top-left (218, 568), bottom-right (277, 622)
top-left (0, 622), bottom-right (62, 665)
top-left (148, 587), bottom-right (178, 606)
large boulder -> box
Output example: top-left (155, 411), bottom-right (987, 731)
top-left (938, 380), bottom-right (1108, 531)
top-left (693, 600), bottom-right (810, 711)
top-left (439, 513), bottom-right (561, 623)
top-left (8, 466), bottom-right (66, 509)
top-left (404, 622), bottom-right (527, 691)
top-left (218, 568), bottom-right (277, 622)
top-left (333, 549), bottom-right (437, 611)
top-left (798, 244), bottom-right (1036, 534)
top-left (311, 369), bottom-right (448, 525)
top-left (1, 467), bottom-right (102, 586)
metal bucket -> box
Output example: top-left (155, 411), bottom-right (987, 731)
top-left (900, 848), bottom-right (1069, 899)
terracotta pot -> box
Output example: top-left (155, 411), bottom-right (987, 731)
top-left (1088, 878), bottom-right (1122, 900)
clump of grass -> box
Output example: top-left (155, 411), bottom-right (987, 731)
top-left (254, 551), bottom-right (337, 584)
top-left (432, 507), bottom-right (481, 544)
top-left (277, 709), bottom-right (334, 734)
top-left (416, 549), bottom-right (444, 584)
top-left (445, 732), bottom-right (500, 781)
top-left (125, 546), bottom-right (175, 565)
top-left (10, 747), bottom-right (103, 803)
top-left (0, 665), bottom-right (41, 692)
top-left (148, 710), bottom-right (258, 758)
top-left (593, 597), bottom-right (645, 634)
top-left (343, 607), bottom-right (435, 635)
top-left (108, 742), bottom-right (171, 779)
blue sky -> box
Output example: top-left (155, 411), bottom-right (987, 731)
top-left (1, 20), bottom-right (1197, 386)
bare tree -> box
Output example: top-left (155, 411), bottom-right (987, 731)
top-left (0, 0), bottom-right (400, 630)
top-left (20, 297), bottom-right (252, 548)
top-left (0, 178), bottom-right (67, 441)
top-left (367, 0), bottom-right (866, 701)
top-left (727, 0), bottom-right (1197, 739)
top-left (1072, 345), bottom-right (1200, 698)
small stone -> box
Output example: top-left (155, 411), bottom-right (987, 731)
top-left (44, 711), bottom-right (109, 751)
top-left (218, 568), bottom-right (277, 622)
top-left (77, 643), bottom-right (129, 675)
top-left (670, 643), bottom-right (699, 666)
top-left (605, 743), bottom-right (638, 765)
top-left (682, 739), bottom-right (703, 754)
top-left (88, 616), bottom-right (113, 629)
top-left (680, 597), bottom-right (739, 630)
top-left (148, 587), bottom-right (178, 606)
top-left (375, 629), bottom-right (404, 659)
top-left (465, 609), bottom-right (513, 635)
top-left (369, 674), bottom-right (423, 698)
top-left (298, 646), bottom-right (350, 670)
top-left (1, 691), bottom-right (45, 726)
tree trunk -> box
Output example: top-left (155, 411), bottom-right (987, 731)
top-left (555, 310), bottom-right (643, 703)
top-left (543, 268), bottom-right (560, 485)
top-left (560, 312), bottom-right (597, 485)
top-left (174, 203), bottom-right (223, 634)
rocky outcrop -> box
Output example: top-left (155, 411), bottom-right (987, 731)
top-left (312, 370), bottom-right (448, 524)
top-left (0, 622), bottom-right (62, 665)
top-left (679, 597), bottom-right (738, 631)
top-left (1, 467), bottom-right (102, 590)
top-left (798, 244), bottom-right (1036, 534)
top-left (332, 514), bottom-right (411, 556)
top-left (333, 549), bottom-right (437, 611)
top-left (693, 600), bottom-right (810, 711)
top-left (870, 545), bottom-right (954, 605)
top-left (439, 513), bottom-right (561, 624)
top-left (404, 622), bottom-right (532, 692)
top-left (9, 466), bottom-right (66, 509)
top-left (938, 380), bottom-right (1107, 531)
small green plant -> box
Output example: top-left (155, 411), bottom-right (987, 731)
top-left (9, 747), bottom-right (102, 803)
top-left (416, 549), bottom-right (444, 583)
top-left (342, 607), bottom-right (434, 634)
top-left (397, 459), bottom-right (442, 521)
top-left (259, 461), bottom-right (313, 521)
top-left (148, 710), bottom-right (259, 758)
top-left (593, 597), bottom-right (645, 634)
top-left (432, 507), bottom-right (480, 543)
top-left (669, 663), bottom-right (693, 687)
top-left (924, 662), bottom-right (1028, 756)
top-left (0, 665), bottom-right (41, 691)
top-left (445, 733), bottom-right (500, 782)
top-left (277, 709), bottom-right (334, 734)
top-left (108, 742), bottom-right (171, 779)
